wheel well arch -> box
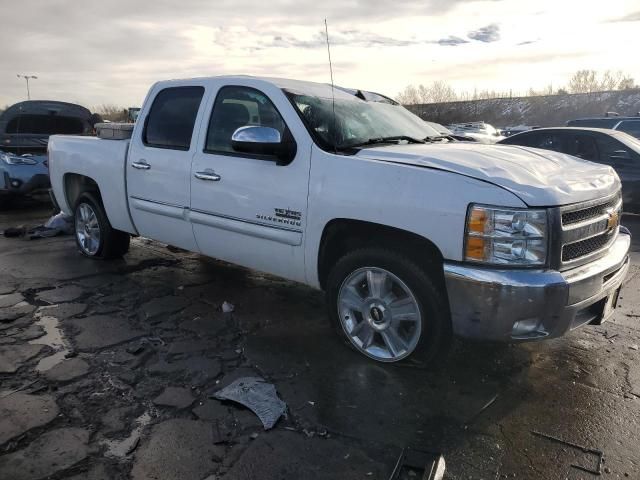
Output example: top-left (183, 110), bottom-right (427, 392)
top-left (63, 173), bottom-right (101, 210)
top-left (317, 218), bottom-right (445, 290)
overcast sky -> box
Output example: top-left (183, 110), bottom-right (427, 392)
top-left (0, 0), bottom-right (638, 110)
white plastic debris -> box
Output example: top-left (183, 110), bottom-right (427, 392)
top-left (44, 212), bottom-right (74, 234)
top-left (213, 377), bottom-right (287, 430)
top-left (222, 301), bottom-right (235, 313)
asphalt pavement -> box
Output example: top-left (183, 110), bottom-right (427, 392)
top-left (1, 199), bottom-right (640, 480)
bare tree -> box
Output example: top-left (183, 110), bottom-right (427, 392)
top-left (568, 70), bottom-right (636, 93)
top-left (396, 81), bottom-right (457, 104)
top-left (96, 104), bottom-right (128, 122)
top-left (429, 81), bottom-right (458, 103)
top-left (397, 69), bottom-right (637, 105)
top-left (396, 85), bottom-right (422, 104)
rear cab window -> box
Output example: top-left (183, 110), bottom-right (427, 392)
top-left (143, 86), bottom-right (205, 150)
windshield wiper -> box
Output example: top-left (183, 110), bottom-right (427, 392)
top-left (338, 136), bottom-right (426, 150)
top-left (424, 135), bottom-right (454, 142)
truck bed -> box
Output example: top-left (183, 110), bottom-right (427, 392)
top-left (48, 135), bottom-right (137, 234)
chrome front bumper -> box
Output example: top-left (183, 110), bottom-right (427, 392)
top-left (443, 231), bottom-right (631, 341)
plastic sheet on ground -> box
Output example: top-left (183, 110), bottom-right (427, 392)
top-left (44, 212), bottom-right (74, 235)
top-left (213, 377), bottom-right (287, 430)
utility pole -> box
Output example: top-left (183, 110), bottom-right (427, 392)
top-left (17, 74), bottom-right (38, 100)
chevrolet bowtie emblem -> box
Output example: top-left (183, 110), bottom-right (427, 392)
top-left (607, 209), bottom-right (620, 230)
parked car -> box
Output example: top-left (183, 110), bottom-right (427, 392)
top-left (447, 122), bottom-right (505, 143)
top-left (48, 76), bottom-right (630, 364)
top-left (424, 121), bottom-right (476, 142)
top-left (499, 127), bottom-right (640, 213)
top-left (567, 115), bottom-right (640, 139)
top-left (0, 100), bottom-right (92, 199)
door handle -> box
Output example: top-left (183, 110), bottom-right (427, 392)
top-left (194, 170), bottom-right (221, 181)
top-left (132, 160), bottom-right (151, 170)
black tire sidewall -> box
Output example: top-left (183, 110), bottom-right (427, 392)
top-left (74, 193), bottom-right (108, 258)
top-left (326, 248), bottom-right (450, 363)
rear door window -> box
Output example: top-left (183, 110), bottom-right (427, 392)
top-left (595, 134), bottom-right (637, 163)
top-left (566, 134), bottom-right (598, 161)
top-left (143, 86), bottom-right (205, 150)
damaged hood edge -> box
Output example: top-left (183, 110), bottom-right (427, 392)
top-left (355, 143), bottom-right (620, 207)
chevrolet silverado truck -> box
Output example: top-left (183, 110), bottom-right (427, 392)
top-left (48, 76), bottom-right (631, 363)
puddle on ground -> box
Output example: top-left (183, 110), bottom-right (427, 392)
top-left (28, 307), bottom-right (70, 372)
top-left (103, 411), bottom-right (153, 458)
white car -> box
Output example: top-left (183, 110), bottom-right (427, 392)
top-left (447, 122), bottom-right (505, 144)
top-left (48, 76), bottom-right (630, 364)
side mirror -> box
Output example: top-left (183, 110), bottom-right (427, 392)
top-left (610, 149), bottom-right (632, 161)
top-left (231, 126), bottom-right (296, 166)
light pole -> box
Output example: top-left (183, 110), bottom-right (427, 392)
top-left (17, 74), bottom-right (38, 100)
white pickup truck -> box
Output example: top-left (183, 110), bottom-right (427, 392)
top-left (48, 76), bottom-right (631, 363)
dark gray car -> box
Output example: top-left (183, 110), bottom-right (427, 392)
top-left (0, 100), bottom-right (92, 199)
top-left (499, 127), bottom-right (640, 213)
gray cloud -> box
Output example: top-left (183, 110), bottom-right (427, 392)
top-left (517, 39), bottom-right (538, 46)
top-left (437, 36), bottom-right (470, 46)
top-left (467, 23), bottom-right (501, 43)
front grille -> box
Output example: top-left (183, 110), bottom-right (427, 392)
top-left (562, 230), bottom-right (615, 262)
top-left (562, 193), bottom-right (621, 226)
top-left (556, 191), bottom-right (622, 267)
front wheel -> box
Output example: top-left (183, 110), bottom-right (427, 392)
top-left (74, 192), bottom-right (130, 259)
top-left (326, 248), bottom-right (451, 363)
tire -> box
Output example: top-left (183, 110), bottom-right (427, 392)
top-left (74, 192), bottom-right (130, 259)
top-left (326, 248), bottom-right (451, 363)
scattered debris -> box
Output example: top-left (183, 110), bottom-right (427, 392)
top-left (464, 394), bottom-right (499, 428)
top-left (630, 344), bottom-right (639, 351)
top-left (212, 377), bottom-right (287, 430)
top-left (43, 212), bottom-right (74, 235)
top-left (389, 448), bottom-right (446, 480)
top-left (222, 301), bottom-right (235, 313)
top-left (126, 344), bottom-right (146, 355)
top-left (531, 430), bottom-right (603, 475)
top-left (250, 433), bottom-right (259, 440)
top-left (103, 411), bottom-right (153, 458)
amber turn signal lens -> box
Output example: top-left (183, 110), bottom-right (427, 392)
top-left (467, 208), bottom-right (487, 234)
top-left (465, 236), bottom-right (486, 260)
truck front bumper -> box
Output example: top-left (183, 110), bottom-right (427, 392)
top-left (443, 231), bottom-right (631, 341)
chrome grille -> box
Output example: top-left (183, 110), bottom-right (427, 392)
top-left (561, 193), bottom-right (621, 226)
top-left (558, 191), bottom-right (622, 267)
top-left (562, 230), bottom-right (616, 262)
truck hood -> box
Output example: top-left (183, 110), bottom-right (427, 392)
top-left (356, 142), bottom-right (620, 206)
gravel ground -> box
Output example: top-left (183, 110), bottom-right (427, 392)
top-left (1, 198), bottom-right (640, 480)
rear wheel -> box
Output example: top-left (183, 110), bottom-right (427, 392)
top-left (74, 192), bottom-right (129, 259)
top-left (326, 248), bottom-right (450, 363)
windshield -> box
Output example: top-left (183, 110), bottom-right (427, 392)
top-left (284, 90), bottom-right (442, 151)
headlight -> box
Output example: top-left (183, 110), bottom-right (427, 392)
top-left (464, 205), bottom-right (548, 266)
top-left (1, 153), bottom-right (37, 165)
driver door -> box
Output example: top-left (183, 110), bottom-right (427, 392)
top-left (190, 81), bottom-right (312, 283)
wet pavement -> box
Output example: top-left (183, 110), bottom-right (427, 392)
top-left (1, 198), bottom-right (640, 479)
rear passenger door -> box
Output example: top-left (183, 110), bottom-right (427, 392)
top-left (594, 133), bottom-right (640, 212)
top-left (127, 84), bottom-right (207, 250)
